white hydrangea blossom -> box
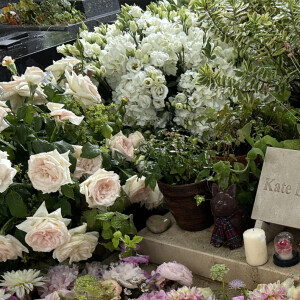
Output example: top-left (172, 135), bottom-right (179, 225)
top-left (65, 2), bottom-right (273, 136)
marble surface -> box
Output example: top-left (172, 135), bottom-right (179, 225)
top-left (139, 213), bottom-right (300, 289)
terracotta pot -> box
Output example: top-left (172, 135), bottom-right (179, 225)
top-left (158, 180), bottom-right (214, 231)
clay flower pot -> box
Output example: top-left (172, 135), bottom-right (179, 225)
top-left (158, 180), bottom-right (213, 231)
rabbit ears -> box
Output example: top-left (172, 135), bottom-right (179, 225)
top-left (212, 183), bottom-right (236, 198)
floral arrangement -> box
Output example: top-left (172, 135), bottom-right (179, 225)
top-left (0, 57), bottom-right (165, 274)
top-left (57, 2), bottom-right (274, 138)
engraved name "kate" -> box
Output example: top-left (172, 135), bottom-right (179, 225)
top-left (263, 178), bottom-right (300, 195)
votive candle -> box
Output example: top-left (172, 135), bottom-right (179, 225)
top-left (243, 228), bottom-right (268, 266)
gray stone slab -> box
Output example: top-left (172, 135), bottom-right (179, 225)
top-left (252, 147), bottom-right (300, 229)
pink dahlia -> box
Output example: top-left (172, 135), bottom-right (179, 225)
top-left (248, 281), bottom-right (287, 300)
top-left (154, 262), bottom-right (193, 288)
top-left (167, 286), bottom-right (205, 299)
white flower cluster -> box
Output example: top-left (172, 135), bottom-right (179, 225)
top-left (58, 2), bottom-right (268, 136)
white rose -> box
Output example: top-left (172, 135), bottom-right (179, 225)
top-left (80, 169), bottom-right (120, 208)
top-left (138, 94), bottom-right (152, 109)
top-left (24, 66), bottom-right (46, 85)
top-left (46, 57), bottom-right (81, 81)
top-left (0, 150), bottom-right (17, 193)
top-left (151, 85), bottom-right (168, 101)
top-left (17, 81), bottom-right (47, 105)
top-left (17, 202), bottom-right (71, 252)
top-left (46, 102), bottom-right (65, 111)
top-left (123, 175), bottom-right (151, 203)
top-left (2, 56), bottom-right (14, 66)
top-left (129, 6), bottom-right (142, 18)
top-left (142, 184), bottom-right (164, 209)
top-left (109, 131), bottom-right (134, 161)
top-left (0, 234), bottom-right (28, 262)
top-left (28, 149), bottom-right (73, 193)
top-left (175, 93), bottom-right (187, 104)
top-left (64, 71), bottom-right (101, 106)
top-left (128, 131), bottom-right (144, 148)
top-left (0, 106), bottom-right (9, 132)
top-left (72, 145), bottom-right (102, 180)
top-left (50, 109), bottom-right (84, 125)
top-left (53, 223), bottom-right (99, 263)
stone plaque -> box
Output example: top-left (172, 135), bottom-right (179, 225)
top-left (252, 147), bottom-right (300, 229)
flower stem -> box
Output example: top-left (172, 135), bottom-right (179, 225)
top-left (26, 293), bottom-right (32, 300)
top-left (0, 217), bottom-right (15, 235)
top-left (50, 123), bottom-right (60, 143)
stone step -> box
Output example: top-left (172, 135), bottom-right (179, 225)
top-left (138, 213), bottom-right (300, 289)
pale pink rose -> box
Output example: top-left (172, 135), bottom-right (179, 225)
top-left (0, 234), bottom-right (28, 262)
top-left (123, 175), bottom-right (151, 203)
top-left (17, 80), bottom-right (47, 105)
top-left (53, 223), bottom-right (99, 263)
top-left (128, 131), bottom-right (144, 148)
top-left (72, 145), bottom-right (102, 179)
top-left (24, 66), bottom-right (46, 85)
top-left (17, 202), bottom-right (71, 252)
top-left (109, 131), bottom-right (134, 161)
top-left (154, 262), bottom-right (193, 286)
top-left (64, 71), bottom-right (101, 106)
top-left (0, 150), bottom-right (17, 193)
top-left (80, 168), bottom-right (120, 208)
top-left (50, 109), bottom-right (84, 125)
top-left (46, 57), bottom-right (80, 81)
top-left (0, 106), bottom-right (8, 129)
top-left (28, 149), bottom-right (73, 193)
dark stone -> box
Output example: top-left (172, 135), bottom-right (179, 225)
top-left (0, 31), bottom-right (77, 81)
top-left (119, 0), bottom-right (155, 9)
top-left (146, 215), bottom-right (172, 234)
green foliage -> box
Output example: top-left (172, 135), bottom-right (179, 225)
top-left (136, 130), bottom-right (214, 187)
top-left (74, 275), bottom-right (117, 300)
top-left (192, 0), bottom-right (300, 99)
top-left (0, 0), bottom-right (85, 25)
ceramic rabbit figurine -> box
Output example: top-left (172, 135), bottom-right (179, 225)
top-left (210, 183), bottom-right (243, 249)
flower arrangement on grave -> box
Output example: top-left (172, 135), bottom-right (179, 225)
top-left (0, 57), bottom-right (165, 275)
top-left (0, 0), bottom-right (85, 25)
top-left (57, 2), bottom-right (276, 139)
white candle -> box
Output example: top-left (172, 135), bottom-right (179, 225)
top-left (243, 228), bottom-right (268, 266)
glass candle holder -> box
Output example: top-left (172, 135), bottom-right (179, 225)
top-left (274, 232), bottom-right (294, 260)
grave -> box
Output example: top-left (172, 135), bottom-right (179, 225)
top-left (139, 213), bottom-right (300, 289)
top-left (0, 31), bottom-right (76, 81)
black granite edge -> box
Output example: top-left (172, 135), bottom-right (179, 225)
top-left (0, 9), bottom-right (120, 32)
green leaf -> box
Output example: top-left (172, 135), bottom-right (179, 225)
top-left (100, 124), bottom-right (113, 139)
top-left (101, 241), bottom-right (115, 252)
top-left (32, 116), bottom-right (42, 132)
top-left (83, 209), bottom-right (98, 229)
top-left (16, 125), bottom-right (31, 145)
top-left (96, 212), bottom-right (114, 221)
top-left (246, 147), bottom-right (264, 161)
top-left (280, 139), bottom-right (300, 150)
top-left (112, 237), bottom-right (120, 248)
top-left (32, 139), bottom-right (55, 153)
top-left (113, 230), bottom-right (122, 238)
top-left (241, 122), bottom-right (254, 146)
top-left (68, 152), bottom-right (77, 173)
top-left (131, 235), bottom-right (143, 244)
top-left (53, 198), bottom-right (72, 216)
top-left (61, 185), bottom-right (75, 200)
top-left (5, 191), bottom-right (29, 218)
top-left (81, 142), bottom-right (101, 159)
top-left (53, 140), bottom-right (74, 154)
top-left (102, 221), bottom-right (113, 239)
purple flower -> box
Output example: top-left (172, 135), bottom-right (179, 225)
top-left (167, 286), bottom-right (205, 299)
top-left (38, 265), bottom-right (78, 298)
top-left (122, 255), bottom-right (150, 266)
top-left (134, 290), bottom-right (168, 300)
top-left (229, 280), bottom-right (245, 289)
top-left (232, 297), bottom-right (244, 300)
top-left (153, 262), bottom-right (193, 288)
top-left (81, 261), bottom-right (107, 279)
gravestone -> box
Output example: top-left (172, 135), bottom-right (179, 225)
top-left (252, 147), bottom-right (300, 241)
top-left (0, 31), bottom-right (77, 81)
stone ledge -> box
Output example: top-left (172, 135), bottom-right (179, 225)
top-left (138, 213), bottom-right (300, 289)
